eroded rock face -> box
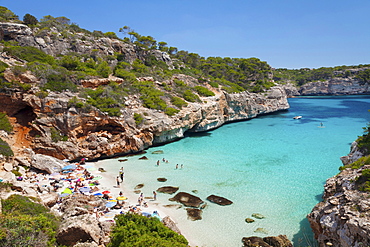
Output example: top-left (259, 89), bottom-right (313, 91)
top-left (307, 152), bottom-right (370, 247)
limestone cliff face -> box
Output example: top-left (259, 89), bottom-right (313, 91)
top-left (299, 78), bottom-right (370, 95)
top-left (0, 85), bottom-right (289, 161)
top-left (307, 143), bottom-right (370, 247)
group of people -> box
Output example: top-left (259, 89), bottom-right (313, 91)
top-left (116, 167), bottom-right (124, 187)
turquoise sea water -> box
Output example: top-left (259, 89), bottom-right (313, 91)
top-left (97, 96), bottom-right (370, 247)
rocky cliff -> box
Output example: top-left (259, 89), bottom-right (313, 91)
top-left (0, 81), bottom-right (289, 162)
top-left (307, 143), bottom-right (370, 247)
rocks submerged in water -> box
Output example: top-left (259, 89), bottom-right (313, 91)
top-left (206, 194), bottom-right (233, 205)
top-left (98, 168), bottom-right (106, 172)
top-left (151, 150), bottom-right (164, 154)
top-left (169, 192), bottom-right (204, 208)
top-left (134, 183), bottom-right (144, 189)
top-left (157, 177), bottom-right (167, 182)
top-left (139, 156), bottom-right (148, 160)
top-left (242, 235), bottom-right (293, 247)
top-left (157, 186), bottom-right (179, 194)
top-left (186, 208), bottom-right (202, 221)
top-left (254, 227), bottom-right (269, 234)
top-left (118, 159), bottom-right (128, 162)
top-left (252, 213), bottom-right (265, 219)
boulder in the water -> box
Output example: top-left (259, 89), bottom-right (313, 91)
top-left (252, 213), bottom-right (265, 219)
top-left (242, 236), bottom-right (270, 247)
top-left (139, 156), bottom-right (148, 160)
top-left (118, 159), bottom-right (128, 162)
top-left (245, 218), bottom-right (255, 223)
top-left (169, 192), bottom-right (204, 208)
top-left (98, 168), bottom-right (106, 172)
top-left (263, 235), bottom-right (293, 247)
top-left (206, 194), bottom-right (233, 205)
top-left (134, 184), bottom-right (144, 189)
top-left (157, 177), bottom-right (167, 182)
top-left (151, 150), bottom-right (164, 154)
top-left (157, 186), bottom-right (179, 194)
top-left (186, 208), bottom-right (202, 221)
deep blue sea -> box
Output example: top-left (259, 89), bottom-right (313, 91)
top-left (97, 96), bottom-right (370, 247)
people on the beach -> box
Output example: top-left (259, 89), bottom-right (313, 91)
top-left (153, 191), bottom-right (157, 200)
top-left (176, 164), bottom-right (178, 169)
top-left (157, 160), bottom-right (160, 166)
top-left (116, 176), bottom-right (120, 187)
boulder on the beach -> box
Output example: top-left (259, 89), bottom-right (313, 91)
top-left (169, 192), bottom-right (204, 208)
top-left (252, 213), bottom-right (265, 219)
top-left (157, 186), bottom-right (179, 194)
top-left (152, 150), bottom-right (164, 154)
top-left (30, 153), bottom-right (66, 174)
top-left (134, 183), bottom-right (144, 189)
top-left (206, 194), bottom-right (233, 206)
top-left (139, 156), bottom-right (148, 160)
top-left (242, 235), bottom-right (293, 247)
top-left (56, 214), bottom-right (101, 246)
top-left (157, 177), bottom-right (167, 182)
top-left (263, 235), bottom-right (293, 247)
top-left (133, 190), bottom-right (141, 194)
top-left (245, 218), bottom-right (255, 223)
top-left (186, 208), bottom-right (202, 221)
top-left (40, 192), bottom-right (59, 207)
top-left (118, 159), bottom-right (128, 162)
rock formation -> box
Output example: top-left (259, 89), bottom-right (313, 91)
top-left (242, 235), bottom-right (292, 247)
top-left (206, 194), bottom-right (233, 205)
top-left (157, 186), bottom-right (179, 194)
top-left (169, 192), bottom-right (204, 208)
top-left (307, 142), bottom-right (370, 247)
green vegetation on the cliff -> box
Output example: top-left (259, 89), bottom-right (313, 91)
top-left (109, 213), bottom-right (188, 247)
top-left (339, 124), bottom-right (370, 192)
top-left (0, 194), bottom-right (60, 246)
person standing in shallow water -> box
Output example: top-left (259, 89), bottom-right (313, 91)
top-left (153, 191), bottom-right (157, 200)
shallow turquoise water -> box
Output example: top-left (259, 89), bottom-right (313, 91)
top-left (98, 96), bottom-right (370, 247)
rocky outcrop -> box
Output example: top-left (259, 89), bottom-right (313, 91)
top-left (157, 186), bottom-right (179, 194)
top-left (307, 143), bottom-right (370, 247)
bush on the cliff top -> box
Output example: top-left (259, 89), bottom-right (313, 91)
top-left (356, 123), bottom-right (370, 155)
top-left (4, 46), bottom-right (55, 65)
top-left (0, 137), bottom-right (13, 157)
top-left (109, 213), bottom-right (188, 247)
top-left (0, 194), bottom-right (59, 246)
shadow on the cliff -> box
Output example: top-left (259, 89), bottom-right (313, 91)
top-left (292, 217), bottom-right (318, 247)
top-left (184, 132), bottom-right (212, 138)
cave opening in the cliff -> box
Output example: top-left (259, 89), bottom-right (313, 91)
top-left (13, 105), bottom-right (37, 127)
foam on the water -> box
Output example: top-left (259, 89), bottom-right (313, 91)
top-left (97, 96), bottom-right (370, 247)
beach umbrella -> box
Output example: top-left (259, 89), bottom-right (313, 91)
top-left (102, 190), bottom-right (110, 194)
top-left (83, 165), bottom-right (94, 169)
top-left (108, 199), bottom-right (117, 202)
top-left (92, 176), bottom-right (102, 180)
top-left (79, 187), bottom-right (90, 193)
top-left (93, 192), bottom-right (103, 196)
top-left (105, 201), bottom-right (117, 208)
top-left (61, 188), bottom-right (72, 194)
top-left (116, 196), bottom-right (127, 201)
top-left (87, 167), bottom-right (97, 171)
top-left (62, 164), bottom-right (77, 170)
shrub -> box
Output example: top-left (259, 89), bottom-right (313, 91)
top-left (108, 213), bottom-right (188, 247)
top-left (0, 112), bottom-right (13, 133)
top-left (174, 79), bottom-right (186, 87)
top-left (209, 81), bottom-right (219, 88)
top-left (0, 61), bottom-right (9, 73)
top-left (85, 87), bottom-right (122, 116)
top-left (50, 127), bottom-right (68, 142)
top-left (339, 155), bottom-right (370, 171)
top-left (0, 138), bottom-right (13, 157)
top-left (194, 85), bottom-right (215, 97)
top-left (133, 81), bottom-right (167, 110)
top-left (0, 195), bottom-right (59, 246)
top-left (165, 107), bottom-right (180, 116)
top-left (134, 113), bottom-right (144, 126)
top-left (4, 46), bottom-right (55, 65)
top-left (170, 96), bottom-right (188, 109)
top-left (182, 89), bottom-right (200, 102)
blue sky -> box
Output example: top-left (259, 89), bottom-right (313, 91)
top-left (2, 0), bottom-right (369, 69)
